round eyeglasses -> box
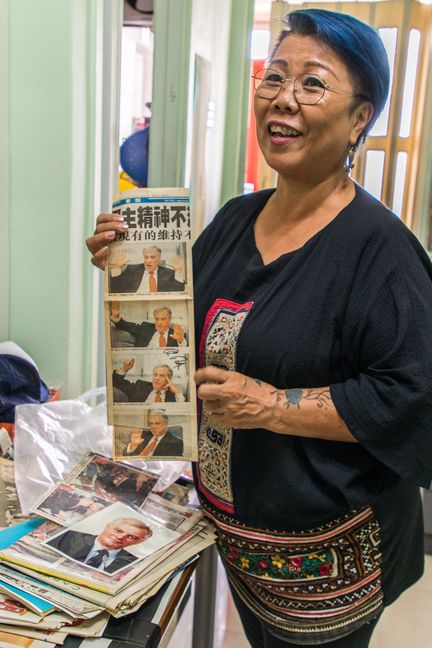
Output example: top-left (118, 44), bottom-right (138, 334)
top-left (252, 68), bottom-right (357, 105)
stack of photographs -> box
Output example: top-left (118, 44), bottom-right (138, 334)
top-left (104, 188), bottom-right (198, 462)
top-left (0, 454), bottom-right (215, 644)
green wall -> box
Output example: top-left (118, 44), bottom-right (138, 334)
top-left (4, 0), bottom-right (102, 396)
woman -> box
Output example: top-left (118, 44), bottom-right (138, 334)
top-left (87, 9), bottom-right (432, 647)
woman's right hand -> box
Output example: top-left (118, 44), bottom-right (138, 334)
top-left (85, 213), bottom-right (128, 270)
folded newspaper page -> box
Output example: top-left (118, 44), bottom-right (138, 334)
top-left (31, 453), bottom-right (159, 526)
top-left (0, 518), bottom-right (215, 614)
top-left (0, 629), bottom-right (56, 648)
top-left (104, 188), bottom-right (198, 462)
top-left (0, 501), bottom-right (202, 594)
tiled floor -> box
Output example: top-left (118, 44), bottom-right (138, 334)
top-left (167, 555), bottom-right (432, 648)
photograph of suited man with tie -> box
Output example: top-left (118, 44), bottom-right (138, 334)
top-left (47, 517), bottom-right (152, 574)
top-left (120, 412), bottom-right (184, 459)
top-left (112, 358), bottom-right (187, 404)
top-left (109, 244), bottom-right (186, 294)
top-left (110, 302), bottom-right (187, 349)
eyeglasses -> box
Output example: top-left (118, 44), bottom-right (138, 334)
top-left (252, 68), bottom-right (357, 105)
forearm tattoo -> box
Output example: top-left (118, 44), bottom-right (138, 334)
top-left (271, 388), bottom-right (331, 409)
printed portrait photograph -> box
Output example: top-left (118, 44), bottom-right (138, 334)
top-left (68, 454), bottom-right (158, 508)
top-left (44, 501), bottom-right (180, 575)
top-left (107, 241), bottom-right (187, 295)
top-left (108, 299), bottom-right (190, 350)
top-left (32, 484), bottom-right (110, 527)
top-left (113, 408), bottom-right (186, 461)
top-left (111, 349), bottom-right (190, 404)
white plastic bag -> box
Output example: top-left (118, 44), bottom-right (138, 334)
top-left (14, 387), bottom-right (188, 513)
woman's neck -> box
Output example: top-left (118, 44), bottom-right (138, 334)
top-left (271, 170), bottom-right (353, 226)
top-left (254, 171), bottom-right (355, 264)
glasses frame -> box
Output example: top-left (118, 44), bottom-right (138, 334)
top-left (252, 68), bottom-right (360, 106)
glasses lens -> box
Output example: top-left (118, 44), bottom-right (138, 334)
top-left (254, 68), bottom-right (283, 99)
top-left (295, 74), bottom-right (325, 105)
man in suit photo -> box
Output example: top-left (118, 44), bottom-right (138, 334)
top-left (109, 245), bottom-right (185, 294)
top-left (110, 303), bottom-right (187, 348)
top-left (94, 471), bottom-right (153, 506)
top-left (138, 411), bottom-right (184, 458)
top-left (112, 359), bottom-right (186, 403)
top-left (47, 517), bottom-right (152, 573)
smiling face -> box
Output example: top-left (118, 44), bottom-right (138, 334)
top-left (98, 520), bottom-right (151, 550)
top-left (254, 34), bottom-right (372, 182)
top-left (143, 248), bottom-right (161, 273)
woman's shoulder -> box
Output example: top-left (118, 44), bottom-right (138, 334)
top-left (213, 189), bottom-right (275, 225)
top-left (333, 184), bottom-right (432, 284)
top-left (193, 189), bottom-right (274, 259)
top-left (338, 184), bottom-right (428, 259)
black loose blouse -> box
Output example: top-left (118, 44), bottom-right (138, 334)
top-left (192, 184), bottom-right (432, 608)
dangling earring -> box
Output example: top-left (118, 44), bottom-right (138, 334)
top-left (344, 145), bottom-right (356, 172)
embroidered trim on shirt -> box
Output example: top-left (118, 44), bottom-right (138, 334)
top-left (203, 503), bottom-right (383, 643)
top-left (196, 299), bottom-right (253, 513)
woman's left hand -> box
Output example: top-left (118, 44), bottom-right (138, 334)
top-left (195, 366), bottom-right (273, 429)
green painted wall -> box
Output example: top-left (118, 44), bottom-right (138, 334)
top-left (220, 0), bottom-right (255, 205)
top-left (5, 0), bottom-right (102, 396)
top-left (149, 0), bottom-right (192, 187)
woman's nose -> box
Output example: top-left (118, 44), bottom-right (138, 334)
top-left (274, 79), bottom-right (299, 110)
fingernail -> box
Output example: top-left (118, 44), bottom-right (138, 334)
top-left (106, 231), bottom-right (116, 239)
top-left (119, 224), bottom-right (128, 230)
top-left (114, 217), bottom-right (124, 222)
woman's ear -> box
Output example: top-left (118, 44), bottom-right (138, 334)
top-left (350, 101), bottom-right (374, 146)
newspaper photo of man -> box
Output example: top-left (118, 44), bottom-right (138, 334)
top-left (119, 412), bottom-right (184, 459)
top-left (109, 244), bottom-right (186, 294)
top-left (47, 517), bottom-right (152, 574)
top-left (112, 358), bottom-right (187, 403)
top-left (110, 302), bottom-right (187, 348)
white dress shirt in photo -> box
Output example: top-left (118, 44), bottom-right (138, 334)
top-left (145, 388), bottom-right (185, 403)
top-left (148, 329), bottom-right (187, 348)
top-left (84, 539), bottom-right (121, 571)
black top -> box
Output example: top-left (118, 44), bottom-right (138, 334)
top-left (192, 184), bottom-right (432, 609)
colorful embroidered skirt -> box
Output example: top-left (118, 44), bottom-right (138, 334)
top-left (203, 504), bottom-right (384, 645)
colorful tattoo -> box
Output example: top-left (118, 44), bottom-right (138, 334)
top-left (271, 388), bottom-right (331, 409)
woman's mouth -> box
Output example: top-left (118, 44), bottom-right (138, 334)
top-left (268, 124), bottom-right (302, 139)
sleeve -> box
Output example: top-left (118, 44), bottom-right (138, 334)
top-left (331, 233), bottom-right (432, 488)
top-left (115, 317), bottom-right (140, 337)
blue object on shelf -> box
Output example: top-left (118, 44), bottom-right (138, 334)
top-left (120, 126), bottom-right (150, 186)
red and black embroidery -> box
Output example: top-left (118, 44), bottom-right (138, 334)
top-left (196, 299), bottom-right (253, 513)
top-left (205, 504), bottom-right (383, 643)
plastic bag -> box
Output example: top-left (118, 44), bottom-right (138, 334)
top-left (14, 387), bottom-right (188, 513)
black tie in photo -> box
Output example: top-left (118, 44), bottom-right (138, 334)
top-left (86, 549), bottom-right (109, 568)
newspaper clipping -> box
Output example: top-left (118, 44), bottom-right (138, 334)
top-left (104, 188), bottom-right (197, 461)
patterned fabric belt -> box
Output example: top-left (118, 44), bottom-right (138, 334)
top-left (203, 503), bottom-right (384, 645)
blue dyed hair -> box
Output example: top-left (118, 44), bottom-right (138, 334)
top-left (272, 9), bottom-right (390, 143)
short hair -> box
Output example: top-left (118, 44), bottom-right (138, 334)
top-left (272, 9), bottom-right (390, 143)
top-left (149, 411), bottom-right (169, 424)
top-left (143, 245), bottom-right (162, 256)
top-left (153, 306), bottom-right (172, 318)
top-left (106, 517), bottom-right (152, 537)
top-left (153, 363), bottom-right (173, 379)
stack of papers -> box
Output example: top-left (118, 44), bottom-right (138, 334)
top-left (0, 453), bottom-right (215, 645)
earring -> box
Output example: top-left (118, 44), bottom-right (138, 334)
top-left (344, 145), bottom-right (356, 172)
